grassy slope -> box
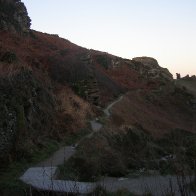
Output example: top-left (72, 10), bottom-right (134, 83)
top-left (110, 88), bottom-right (196, 137)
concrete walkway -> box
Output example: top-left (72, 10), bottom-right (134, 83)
top-left (20, 167), bottom-right (194, 195)
top-left (20, 167), bottom-right (95, 194)
top-left (36, 146), bottom-right (76, 167)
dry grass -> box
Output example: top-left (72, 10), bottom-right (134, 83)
top-left (0, 62), bottom-right (31, 78)
top-left (56, 85), bottom-right (94, 132)
top-left (110, 90), bottom-right (196, 138)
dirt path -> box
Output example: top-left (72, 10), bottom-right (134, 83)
top-left (35, 95), bottom-right (124, 167)
top-left (104, 95), bottom-right (123, 116)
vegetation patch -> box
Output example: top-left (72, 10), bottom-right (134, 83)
top-left (60, 126), bottom-right (196, 182)
top-left (0, 51), bottom-right (17, 64)
top-left (0, 138), bottom-right (60, 196)
top-left (95, 54), bottom-right (110, 69)
top-left (63, 127), bottom-right (91, 145)
top-left (59, 48), bottom-right (69, 56)
top-left (72, 80), bottom-right (88, 98)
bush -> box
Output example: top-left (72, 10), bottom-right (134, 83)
top-left (0, 51), bottom-right (17, 63)
top-left (72, 81), bottom-right (87, 98)
top-left (95, 55), bottom-right (110, 69)
top-left (61, 134), bottom-right (126, 182)
top-left (59, 49), bottom-right (69, 56)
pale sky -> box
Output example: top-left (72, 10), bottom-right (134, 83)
top-left (23, 0), bottom-right (196, 77)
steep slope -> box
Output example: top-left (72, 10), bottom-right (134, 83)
top-left (110, 86), bottom-right (196, 137)
top-left (0, 0), bottom-right (196, 168)
top-left (0, 31), bottom-right (123, 104)
top-left (0, 68), bottom-right (58, 163)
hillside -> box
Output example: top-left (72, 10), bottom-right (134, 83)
top-left (0, 0), bottom-right (195, 167)
top-left (0, 1), bottom-right (196, 195)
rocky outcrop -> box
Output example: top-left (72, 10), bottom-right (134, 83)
top-left (132, 57), bottom-right (173, 81)
top-left (132, 57), bottom-right (159, 68)
top-left (0, 0), bottom-right (31, 33)
top-left (0, 68), bottom-right (58, 164)
top-left (175, 74), bottom-right (196, 98)
top-left (82, 53), bottom-right (100, 105)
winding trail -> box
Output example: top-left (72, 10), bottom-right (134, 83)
top-left (21, 167), bottom-right (194, 195)
top-left (20, 95), bottom-right (125, 194)
top-left (34, 95), bottom-right (124, 168)
top-left (20, 94), bottom-right (195, 195)
top-left (104, 95), bottom-right (123, 117)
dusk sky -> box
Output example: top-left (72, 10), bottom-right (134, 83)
top-left (23, 0), bottom-right (196, 77)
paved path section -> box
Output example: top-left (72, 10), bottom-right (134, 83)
top-left (37, 146), bottom-right (76, 167)
top-left (20, 167), bottom-right (194, 195)
top-left (20, 167), bottom-right (95, 195)
top-left (90, 120), bottom-right (103, 132)
top-left (102, 176), bottom-right (194, 196)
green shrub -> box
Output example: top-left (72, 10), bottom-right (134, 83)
top-left (59, 48), bottom-right (69, 56)
top-left (95, 55), bottom-right (110, 69)
top-left (1, 51), bottom-right (17, 63)
top-left (72, 80), bottom-right (87, 98)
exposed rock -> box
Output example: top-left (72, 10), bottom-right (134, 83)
top-left (132, 57), bottom-right (160, 69)
top-left (175, 75), bottom-right (196, 98)
top-left (132, 56), bottom-right (173, 81)
top-left (0, 68), bottom-right (58, 164)
top-left (82, 53), bottom-right (100, 105)
top-left (0, 0), bottom-right (31, 33)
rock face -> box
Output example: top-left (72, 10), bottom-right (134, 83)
top-left (0, 68), bottom-right (58, 163)
top-left (0, 0), bottom-right (31, 33)
top-left (133, 57), bottom-right (159, 68)
top-left (132, 57), bottom-right (173, 81)
top-left (175, 74), bottom-right (196, 98)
